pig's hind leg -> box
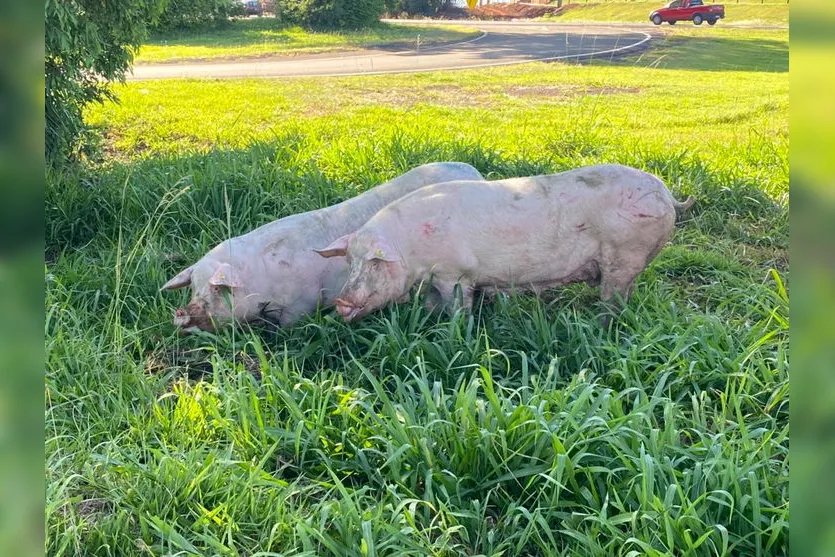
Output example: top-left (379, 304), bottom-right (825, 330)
top-left (600, 267), bottom-right (641, 305)
top-left (597, 247), bottom-right (652, 325)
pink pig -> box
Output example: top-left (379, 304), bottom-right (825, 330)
top-left (315, 164), bottom-right (694, 321)
top-left (161, 162), bottom-right (483, 332)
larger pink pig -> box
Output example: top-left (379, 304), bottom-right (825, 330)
top-left (315, 164), bottom-right (694, 321)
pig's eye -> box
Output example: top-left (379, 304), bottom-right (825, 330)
top-left (210, 283), bottom-right (233, 296)
top-left (210, 284), bottom-right (235, 308)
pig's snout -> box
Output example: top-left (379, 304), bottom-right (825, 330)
top-left (334, 298), bottom-right (362, 322)
top-left (172, 303), bottom-right (216, 332)
top-left (173, 307), bottom-right (191, 327)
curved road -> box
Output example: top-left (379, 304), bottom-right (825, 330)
top-left (129, 23), bottom-right (654, 80)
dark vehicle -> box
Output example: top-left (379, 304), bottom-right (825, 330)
top-left (649, 0), bottom-right (725, 26)
top-left (239, 0), bottom-right (263, 16)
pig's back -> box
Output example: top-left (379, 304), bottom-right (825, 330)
top-left (417, 164), bottom-right (671, 223)
top-left (234, 162), bottom-right (485, 251)
top-left (374, 165), bottom-right (626, 228)
top-left (372, 165), bottom-right (675, 287)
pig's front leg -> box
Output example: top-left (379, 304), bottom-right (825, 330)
top-left (433, 280), bottom-right (474, 315)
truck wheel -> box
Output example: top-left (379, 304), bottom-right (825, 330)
top-left (652, 14), bottom-right (663, 25)
top-left (707, 18), bottom-right (717, 25)
top-left (693, 14), bottom-right (703, 25)
top-left (668, 20), bottom-right (676, 25)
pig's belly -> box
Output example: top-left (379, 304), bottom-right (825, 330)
top-left (467, 235), bottom-right (601, 290)
top-left (473, 259), bottom-right (601, 293)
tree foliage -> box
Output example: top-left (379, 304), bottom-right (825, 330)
top-left (45, 0), bottom-right (164, 164)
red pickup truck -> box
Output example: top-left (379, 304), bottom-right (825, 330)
top-left (649, 0), bottom-right (725, 26)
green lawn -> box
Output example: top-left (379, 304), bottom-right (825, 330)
top-left (137, 19), bottom-right (480, 63)
top-left (47, 29), bottom-right (788, 556)
top-left (545, 2), bottom-right (789, 25)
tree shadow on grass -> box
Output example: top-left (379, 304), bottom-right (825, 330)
top-left (46, 133), bottom-right (784, 260)
top-left (45, 137), bottom-right (553, 259)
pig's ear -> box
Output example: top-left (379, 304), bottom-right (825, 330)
top-left (314, 234), bottom-right (352, 258)
top-left (161, 267), bottom-right (193, 291)
top-left (209, 263), bottom-right (242, 288)
top-left (365, 237), bottom-right (399, 263)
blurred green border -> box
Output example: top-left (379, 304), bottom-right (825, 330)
top-left (0, 1), bottom-right (45, 556)
top-left (791, 1), bottom-right (835, 556)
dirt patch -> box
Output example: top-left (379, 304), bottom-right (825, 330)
top-left (734, 243), bottom-right (789, 273)
top-left (99, 130), bottom-right (150, 161)
top-left (76, 498), bottom-right (109, 518)
top-left (144, 346), bottom-right (214, 380)
top-left (351, 84), bottom-right (490, 108)
top-left (338, 84), bottom-right (640, 110)
top-left (145, 346), bottom-right (265, 381)
top-left (424, 84), bottom-right (465, 91)
top-left (504, 85), bottom-right (641, 98)
top-left (238, 351), bottom-right (263, 381)
top-left (66, 498), bottom-right (112, 525)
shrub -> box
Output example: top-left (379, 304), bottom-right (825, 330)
top-left (44, 0), bottom-right (164, 165)
top-left (152, 0), bottom-right (241, 31)
top-left (280, 0), bottom-right (385, 28)
top-left (385, 0), bottom-right (452, 16)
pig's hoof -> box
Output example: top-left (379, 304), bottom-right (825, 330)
top-left (598, 306), bottom-right (618, 328)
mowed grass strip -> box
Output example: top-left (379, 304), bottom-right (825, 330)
top-left (137, 19), bottom-right (481, 63)
top-left (545, 1), bottom-right (789, 25)
top-left (47, 28), bottom-right (788, 556)
top-left (623, 28), bottom-right (788, 72)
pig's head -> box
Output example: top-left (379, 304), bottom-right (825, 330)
top-left (161, 260), bottom-right (246, 332)
top-left (314, 231), bottom-right (408, 322)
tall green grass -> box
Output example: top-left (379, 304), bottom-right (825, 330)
top-left (46, 30), bottom-right (788, 556)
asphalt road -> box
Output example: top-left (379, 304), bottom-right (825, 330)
top-left (129, 23), bottom-right (654, 80)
